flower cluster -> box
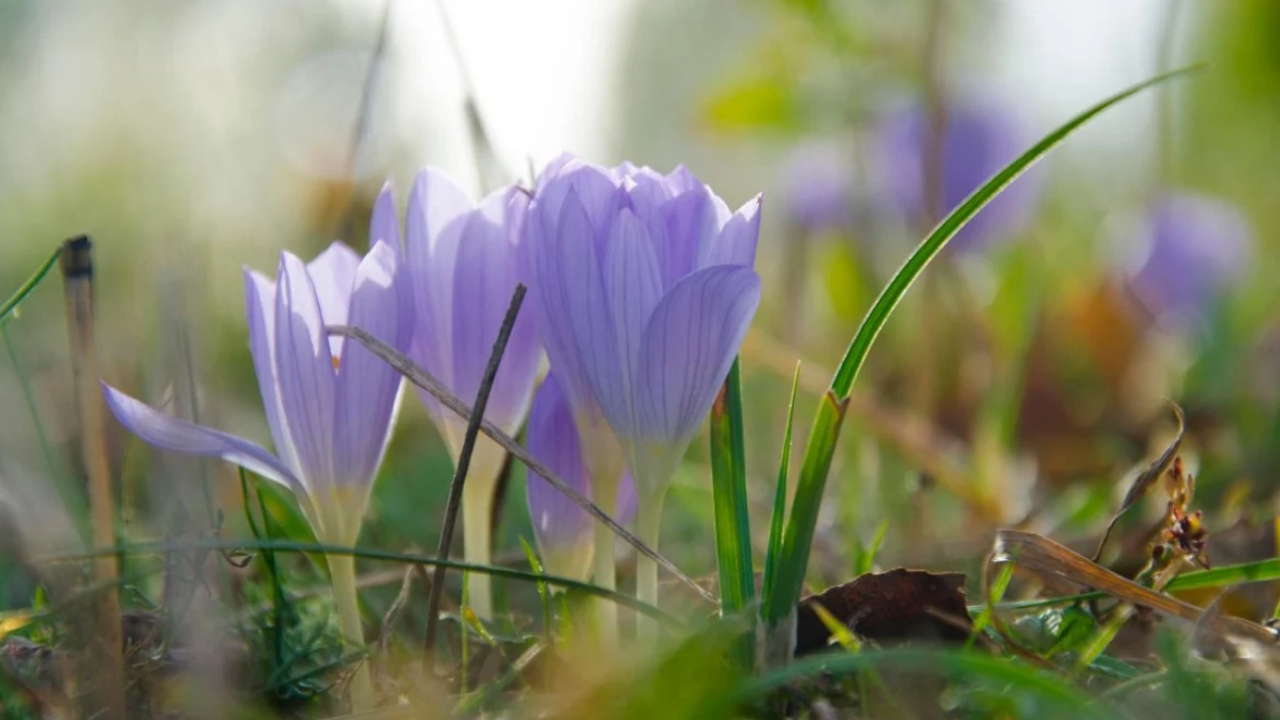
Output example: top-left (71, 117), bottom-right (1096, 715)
top-left (102, 155), bottom-right (762, 685)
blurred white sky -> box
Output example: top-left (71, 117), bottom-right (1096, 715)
top-left (378, 0), bottom-right (1174, 193)
top-left (386, 0), bottom-right (633, 193)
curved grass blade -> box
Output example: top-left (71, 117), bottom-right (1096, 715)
top-left (829, 65), bottom-right (1202, 398)
top-left (329, 323), bottom-right (716, 604)
top-left (764, 65), bottom-right (1204, 628)
top-left (760, 361), bottom-right (801, 619)
top-left (710, 357), bottom-right (754, 616)
top-left (47, 538), bottom-right (676, 622)
top-left (0, 246), bottom-right (61, 325)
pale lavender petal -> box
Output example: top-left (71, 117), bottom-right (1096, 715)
top-left (333, 241), bottom-right (407, 487)
top-left (663, 165), bottom-right (703, 195)
top-left (534, 152), bottom-right (580, 190)
top-left (699, 196), bottom-right (761, 269)
top-left (274, 252), bottom-right (337, 491)
top-left (535, 164), bottom-right (620, 237)
top-left (448, 211), bottom-right (533, 433)
top-left (405, 167), bottom-right (474, 256)
top-left (404, 170), bottom-right (473, 417)
top-left (525, 374), bottom-right (593, 551)
top-left (103, 383), bottom-right (302, 497)
top-left (306, 242), bottom-right (360, 358)
top-left (527, 187), bottom-right (620, 423)
top-left (635, 265), bottom-right (762, 451)
top-left (243, 269), bottom-right (299, 475)
top-left (655, 190), bottom-right (713, 288)
top-left (601, 208), bottom-right (663, 436)
top-left (370, 182), bottom-right (400, 247)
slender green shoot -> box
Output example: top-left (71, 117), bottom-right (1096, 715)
top-left (761, 362), bottom-right (800, 618)
top-left (763, 65), bottom-right (1204, 626)
top-left (0, 246), bottom-right (61, 325)
top-left (709, 357), bottom-right (754, 616)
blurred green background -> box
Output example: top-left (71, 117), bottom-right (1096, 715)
top-left (2, 0), bottom-right (1280, 624)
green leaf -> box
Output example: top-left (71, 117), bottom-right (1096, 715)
top-left (763, 391), bottom-right (848, 627)
top-left (829, 66), bottom-right (1202, 399)
top-left (763, 65), bottom-right (1204, 626)
top-left (0, 246), bottom-right (60, 326)
top-left (761, 362), bottom-right (801, 617)
top-left (709, 357), bottom-right (754, 621)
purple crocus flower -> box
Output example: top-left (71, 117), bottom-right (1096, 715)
top-left (524, 154), bottom-right (762, 612)
top-left (101, 186), bottom-right (409, 711)
top-left (400, 168), bottom-right (541, 618)
top-left (1124, 190), bottom-right (1252, 327)
top-left (781, 139), bottom-right (856, 233)
top-left (102, 236), bottom-right (407, 547)
top-left (871, 97), bottom-right (1040, 252)
top-left (526, 373), bottom-right (636, 582)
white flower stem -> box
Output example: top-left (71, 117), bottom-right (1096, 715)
top-left (328, 552), bottom-right (373, 713)
top-left (592, 510), bottom-right (618, 644)
top-left (590, 466), bottom-right (620, 645)
top-left (454, 435), bottom-right (506, 619)
top-left (635, 489), bottom-right (666, 642)
top-left (461, 481), bottom-right (494, 619)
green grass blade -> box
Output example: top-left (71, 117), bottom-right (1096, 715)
top-left (829, 65), bottom-right (1201, 398)
top-left (709, 357), bottom-right (754, 616)
top-left (763, 392), bottom-right (848, 626)
top-left (51, 538), bottom-right (677, 622)
top-left (0, 246), bottom-right (61, 325)
top-left (760, 362), bottom-right (801, 621)
top-left (763, 66), bottom-right (1202, 628)
top-left (519, 537), bottom-right (554, 644)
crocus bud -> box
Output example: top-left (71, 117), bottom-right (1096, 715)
top-left (871, 97), bottom-right (1040, 252)
top-left (1123, 190), bottom-right (1252, 328)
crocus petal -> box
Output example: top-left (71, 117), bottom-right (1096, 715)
top-left (601, 208), bottom-right (663, 436)
top-left (633, 265), bottom-right (762, 486)
top-left (699, 196), bottom-right (761, 269)
top-left (307, 242), bottom-right (361, 358)
top-left (244, 269), bottom-right (300, 476)
top-left (448, 211), bottom-right (538, 439)
top-left (527, 187), bottom-right (620, 423)
top-left (526, 374), bottom-right (594, 579)
top-left (333, 241), bottom-right (406, 489)
top-left (654, 190), bottom-right (710, 288)
top-left (536, 164), bottom-right (620, 237)
top-left (103, 383), bottom-right (302, 498)
top-left (406, 168), bottom-right (474, 255)
top-left (274, 251), bottom-right (337, 492)
top-left (370, 182), bottom-right (400, 247)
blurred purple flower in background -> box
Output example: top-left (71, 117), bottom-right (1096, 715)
top-left (525, 373), bottom-right (636, 582)
top-left (102, 211), bottom-right (409, 710)
top-left (400, 168), bottom-right (541, 618)
top-left (781, 140), bottom-right (856, 234)
top-left (524, 154), bottom-right (762, 616)
top-left (1124, 190), bottom-right (1252, 327)
top-left (871, 97), bottom-right (1041, 251)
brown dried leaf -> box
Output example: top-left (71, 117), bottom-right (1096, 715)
top-left (794, 569), bottom-right (971, 656)
top-left (992, 529), bottom-right (1278, 646)
top-left (1092, 402), bottom-right (1185, 562)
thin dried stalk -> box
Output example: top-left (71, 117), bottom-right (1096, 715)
top-left (60, 236), bottom-right (125, 720)
top-left (327, 325), bottom-right (716, 604)
top-left (992, 529), bottom-right (1278, 646)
